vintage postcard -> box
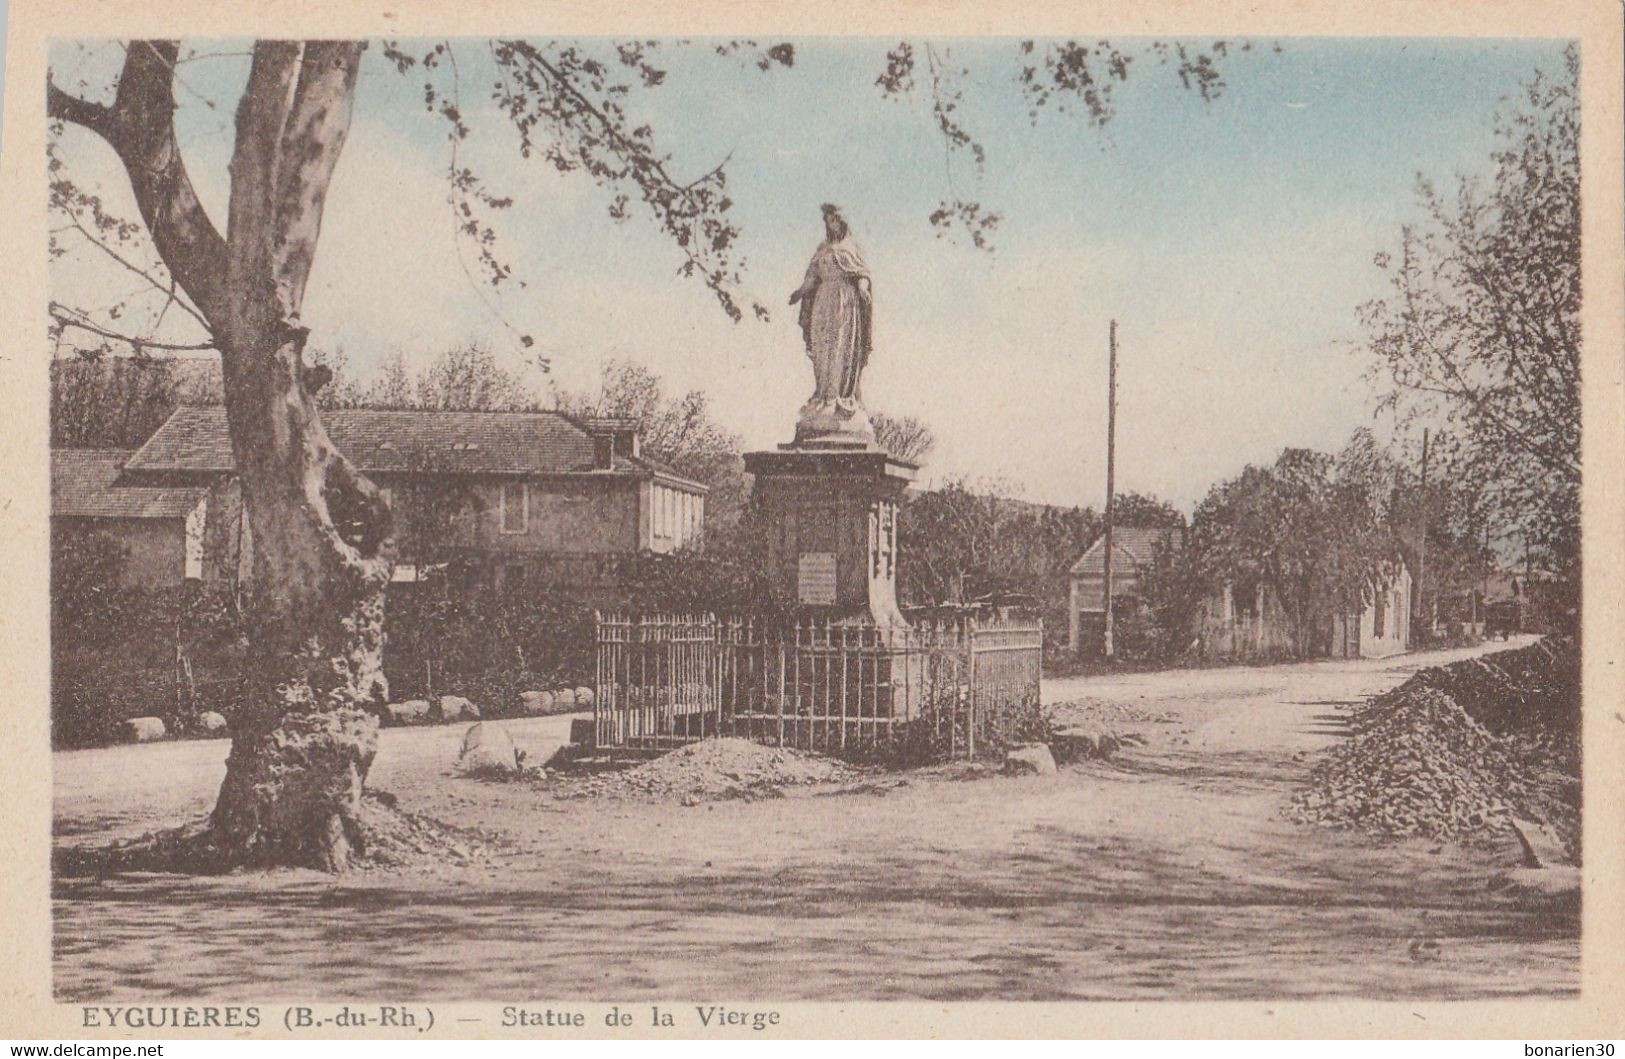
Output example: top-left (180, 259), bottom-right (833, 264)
top-left (2, 0), bottom-right (1622, 1041)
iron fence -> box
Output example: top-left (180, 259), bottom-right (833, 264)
top-left (594, 612), bottom-right (1042, 761)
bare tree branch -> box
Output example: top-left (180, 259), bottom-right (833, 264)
top-left (50, 301), bottom-right (215, 351)
top-left (46, 78), bottom-right (112, 134)
top-left (52, 42), bottom-right (232, 325)
top-left (56, 215), bottom-right (211, 332)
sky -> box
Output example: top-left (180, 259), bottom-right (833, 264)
top-left (46, 36), bottom-right (1571, 511)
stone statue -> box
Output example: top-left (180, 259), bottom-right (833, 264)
top-left (788, 203), bottom-right (875, 444)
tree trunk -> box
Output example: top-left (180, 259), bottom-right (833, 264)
top-left (200, 41), bottom-right (388, 871)
top-left (207, 326), bottom-right (392, 871)
top-left (51, 40), bottom-right (387, 870)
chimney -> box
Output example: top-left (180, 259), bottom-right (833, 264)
top-left (582, 417), bottom-right (640, 469)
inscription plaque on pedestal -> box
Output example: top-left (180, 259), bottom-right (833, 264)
top-left (797, 552), bottom-right (838, 605)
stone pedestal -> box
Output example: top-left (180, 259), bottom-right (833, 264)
top-left (743, 441), bottom-right (917, 626)
top-left (795, 398), bottom-right (875, 447)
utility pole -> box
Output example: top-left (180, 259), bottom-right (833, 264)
top-left (1416, 428), bottom-right (1429, 641)
top-left (1102, 319), bottom-right (1118, 661)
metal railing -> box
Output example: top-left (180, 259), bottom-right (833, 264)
top-left (594, 612), bottom-right (1042, 761)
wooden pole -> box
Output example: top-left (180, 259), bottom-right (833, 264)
top-left (1416, 428), bottom-right (1429, 640)
top-left (1103, 319), bottom-right (1118, 660)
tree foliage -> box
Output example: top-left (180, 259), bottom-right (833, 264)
top-left (899, 478), bottom-right (1095, 644)
top-left (1188, 432), bottom-right (1412, 658)
top-left (1361, 47), bottom-right (1579, 572)
top-left (558, 359), bottom-right (746, 524)
top-left (1380, 431), bottom-right (1498, 630)
top-left (1108, 490), bottom-right (1186, 530)
top-left (875, 38), bottom-right (1259, 249)
top-left (50, 353), bottom-right (218, 447)
top-left (870, 412), bottom-right (936, 464)
top-left (339, 344), bottom-right (542, 411)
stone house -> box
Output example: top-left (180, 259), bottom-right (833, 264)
top-left (1195, 578), bottom-right (1298, 660)
top-left (1066, 525), bottom-right (1182, 652)
top-left (50, 447), bottom-right (207, 588)
top-left (1201, 561), bottom-right (1414, 661)
top-left (106, 405), bottom-right (706, 592)
top-left (1328, 560), bottom-right (1414, 659)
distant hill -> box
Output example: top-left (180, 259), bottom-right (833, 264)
top-left (987, 495), bottom-right (1085, 521)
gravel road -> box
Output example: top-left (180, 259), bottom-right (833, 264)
top-left (54, 637), bottom-right (1575, 1002)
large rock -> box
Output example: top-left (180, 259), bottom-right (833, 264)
top-left (573, 686), bottom-right (595, 708)
top-left (385, 699), bottom-right (432, 725)
top-left (554, 688), bottom-right (579, 708)
top-left (1051, 723), bottom-right (1121, 763)
top-left (517, 690), bottom-right (554, 715)
top-left (1004, 742), bottom-right (1057, 776)
top-left (1510, 817), bottom-right (1570, 868)
top-left (438, 695), bottom-right (479, 722)
top-left (197, 711), bottom-right (229, 735)
top-left (458, 722), bottom-right (519, 776)
top-left (123, 716), bottom-right (166, 743)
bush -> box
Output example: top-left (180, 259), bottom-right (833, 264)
top-left (613, 512), bottom-right (784, 618)
top-left (384, 575), bottom-right (596, 713)
top-left (51, 578), bottom-right (247, 748)
top-left (51, 528), bottom-right (131, 627)
top-left (874, 682), bottom-right (1049, 768)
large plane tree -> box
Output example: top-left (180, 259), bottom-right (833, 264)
top-left (48, 37), bottom-right (1240, 870)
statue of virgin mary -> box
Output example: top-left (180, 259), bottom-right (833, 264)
top-left (787, 204), bottom-right (875, 444)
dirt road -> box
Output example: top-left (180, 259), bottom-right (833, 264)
top-left (53, 637), bottom-right (1575, 1001)
top-left (53, 712), bottom-right (586, 844)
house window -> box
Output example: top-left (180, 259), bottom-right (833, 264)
top-left (499, 481), bottom-right (527, 534)
top-left (654, 487), bottom-right (672, 541)
top-left (1373, 588), bottom-right (1386, 638)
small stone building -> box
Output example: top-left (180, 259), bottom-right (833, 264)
top-left (1196, 578), bottom-right (1298, 660)
top-left (1330, 561), bottom-right (1414, 659)
top-left (50, 448), bottom-right (206, 587)
top-left (1066, 525), bottom-right (1182, 652)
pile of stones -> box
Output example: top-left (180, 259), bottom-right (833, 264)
top-left (384, 686), bottom-right (596, 726)
top-left (352, 790), bottom-right (505, 869)
top-left (1290, 638), bottom-right (1579, 858)
top-left (517, 687), bottom-right (595, 715)
top-left (1290, 687), bottom-right (1529, 839)
top-left (1399, 637), bottom-right (1577, 738)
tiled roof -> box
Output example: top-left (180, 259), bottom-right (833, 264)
top-left (1068, 525), bottom-right (1182, 577)
top-left (124, 405), bottom-right (703, 489)
top-left (52, 448), bottom-right (206, 519)
top-left (622, 452), bottom-right (708, 491)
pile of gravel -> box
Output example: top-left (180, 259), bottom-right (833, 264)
top-left (1290, 639), bottom-right (1579, 858)
top-left (558, 738), bottom-right (858, 804)
top-left (1290, 688), bottom-right (1530, 838)
top-left (1399, 637), bottom-right (1578, 738)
